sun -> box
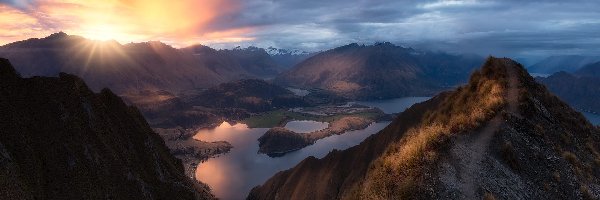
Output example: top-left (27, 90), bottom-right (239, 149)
top-left (79, 24), bottom-right (130, 42)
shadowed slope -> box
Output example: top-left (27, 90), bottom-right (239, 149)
top-left (0, 58), bottom-right (213, 200)
top-left (0, 33), bottom-right (283, 94)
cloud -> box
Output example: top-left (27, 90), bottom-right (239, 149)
top-left (1, 0), bottom-right (600, 59)
top-left (0, 0), bottom-right (247, 46)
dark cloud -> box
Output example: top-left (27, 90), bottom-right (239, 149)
top-left (3, 0), bottom-right (598, 61)
top-left (210, 0), bottom-right (600, 61)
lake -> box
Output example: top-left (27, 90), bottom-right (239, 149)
top-left (195, 122), bottom-right (389, 200)
top-left (529, 72), bottom-right (550, 78)
top-left (194, 97), bottom-right (429, 200)
top-left (582, 111), bottom-right (600, 125)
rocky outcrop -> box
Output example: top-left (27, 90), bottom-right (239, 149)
top-left (0, 58), bottom-right (214, 199)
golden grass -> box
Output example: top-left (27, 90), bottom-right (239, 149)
top-left (484, 192), bottom-right (497, 200)
top-left (356, 57), bottom-right (509, 199)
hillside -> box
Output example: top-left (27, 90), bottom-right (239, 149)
top-left (537, 71), bottom-right (600, 113)
top-left (0, 32), bottom-right (283, 94)
top-left (249, 57), bottom-right (600, 199)
top-left (189, 79), bottom-right (308, 113)
top-left (528, 55), bottom-right (600, 74)
top-left (274, 42), bottom-right (482, 100)
top-left (0, 58), bottom-right (213, 199)
top-left (576, 61), bottom-right (600, 77)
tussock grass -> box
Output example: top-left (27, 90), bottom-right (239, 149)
top-left (484, 192), bottom-right (497, 200)
top-left (356, 57), bottom-right (509, 199)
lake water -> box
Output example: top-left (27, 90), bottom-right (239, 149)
top-left (195, 122), bottom-right (389, 200)
top-left (529, 72), bottom-right (550, 78)
top-left (287, 87), bottom-right (310, 96)
top-left (284, 120), bottom-right (329, 133)
top-left (194, 97), bottom-right (430, 200)
top-left (582, 111), bottom-right (600, 125)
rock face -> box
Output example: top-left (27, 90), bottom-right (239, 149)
top-left (0, 32), bottom-right (283, 94)
top-left (0, 58), bottom-right (213, 199)
top-left (275, 42), bottom-right (482, 100)
top-left (248, 57), bottom-right (600, 199)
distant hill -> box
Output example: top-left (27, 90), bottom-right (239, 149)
top-left (274, 42), bottom-right (483, 100)
top-left (0, 58), bottom-right (213, 199)
top-left (189, 79), bottom-right (308, 112)
top-left (0, 32), bottom-right (284, 94)
top-left (575, 61), bottom-right (600, 77)
top-left (528, 55), bottom-right (600, 74)
top-left (249, 57), bottom-right (600, 199)
top-left (537, 71), bottom-right (600, 113)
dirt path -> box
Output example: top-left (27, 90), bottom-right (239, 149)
top-left (453, 60), bottom-right (520, 199)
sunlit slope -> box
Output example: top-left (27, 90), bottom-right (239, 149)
top-left (249, 57), bottom-right (600, 199)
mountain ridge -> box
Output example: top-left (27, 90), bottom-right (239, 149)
top-left (274, 42), bottom-right (482, 100)
top-left (0, 32), bottom-right (284, 94)
top-left (0, 58), bottom-right (214, 199)
top-left (249, 57), bottom-right (600, 199)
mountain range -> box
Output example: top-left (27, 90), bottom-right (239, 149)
top-left (274, 42), bottom-right (483, 100)
top-left (266, 47), bottom-right (315, 69)
top-left (528, 55), bottom-right (600, 74)
top-left (0, 32), bottom-right (288, 95)
top-left (536, 62), bottom-right (600, 113)
top-left (249, 57), bottom-right (600, 199)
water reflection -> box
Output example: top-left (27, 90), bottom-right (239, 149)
top-left (194, 97), bottom-right (431, 200)
top-left (284, 120), bottom-right (329, 133)
top-left (287, 87), bottom-right (310, 96)
top-left (195, 121), bottom-right (389, 200)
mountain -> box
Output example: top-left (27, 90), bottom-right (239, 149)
top-left (0, 58), bottom-right (213, 199)
top-left (274, 42), bottom-right (483, 100)
top-left (249, 57), bottom-right (600, 199)
top-left (575, 61), bottom-right (600, 77)
top-left (182, 45), bottom-right (284, 79)
top-left (528, 55), bottom-right (600, 74)
top-left (537, 71), bottom-right (600, 113)
top-left (266, 47), bottom-right (314, 69)
top-left (0, 32), bottom-right (283, 94)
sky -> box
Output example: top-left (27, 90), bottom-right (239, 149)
top-left (1, 0), bottom-right (600, 61)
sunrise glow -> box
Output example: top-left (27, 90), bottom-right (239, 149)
top-left (0, 0), bottom-right (250, 46)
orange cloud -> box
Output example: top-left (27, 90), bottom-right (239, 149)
top-left (0, 0), bottom-right (251, 47)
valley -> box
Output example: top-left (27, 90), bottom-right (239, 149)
top-left (248, 57), bottom-right (600, 200)
top-left (3, 1), bottom-right (600, 200)
top-left (193, 96), bottom-right (427, 200)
